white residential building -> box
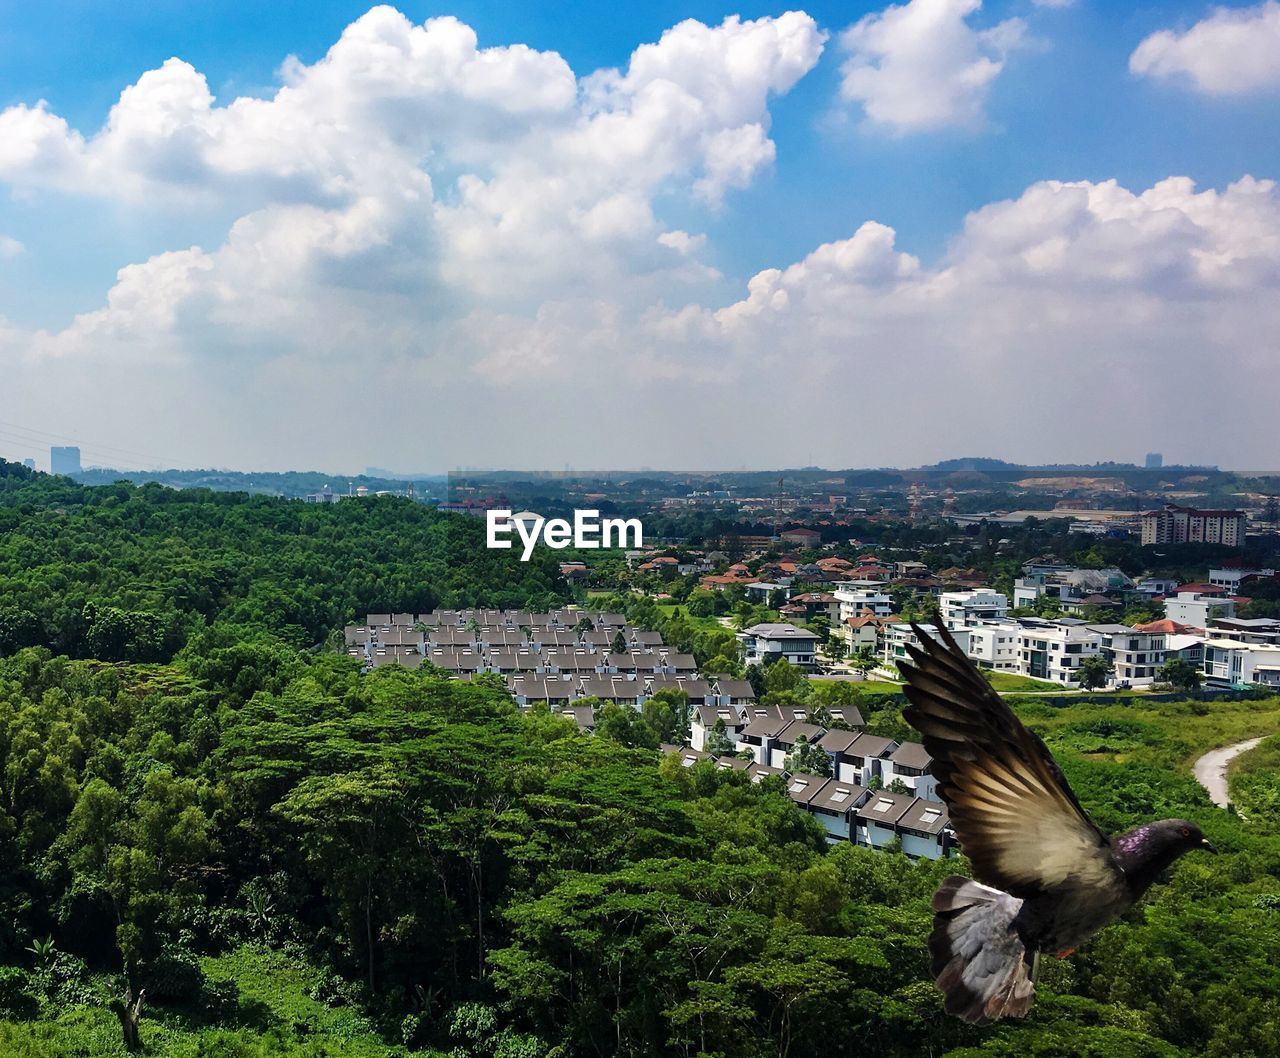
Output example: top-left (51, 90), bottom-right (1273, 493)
top-left (1016, 620), bottom-right (1103, 685)
top-left (1090, 625), bottom-right (1166, 687)
top-left (834, 585), bottom-right (895, 624)
top-left (1206, 618), bottom-right (1280, 647)
top-left (882, 624), bottom-right (972, 668)
top-left (965, 622), bottom-right (1022, 672)
top-left (884, 742), bottom-right (938, 801)
top-left (1208, 568), bottom-right (1275, 594)
top-left (738, 623), bottom-right (821, 669)
top-left (1202, 640), bottom-right (1280, 689)
top-left (1165, 592), bottom-right (1237, 629)
top-left (939, 590), bottom-right (1009, 629)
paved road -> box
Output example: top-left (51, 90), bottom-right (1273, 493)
top-left (1193, 736), bottom-right (1267, 808)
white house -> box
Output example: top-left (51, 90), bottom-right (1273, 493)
top-left (1202, 640), bottom-right (1280, 689)
top-left (1090, 625), bottom-right (1166, 687)
top-left (1205, 618), bottom-right (1280, 647)
top-left (939, 590), bottom-right (1009, 629)
top-left (801, 779), bottom-right (871, 843)
top-left (738, 623), bottom-right (821, 670)
top-left (1165, 591), bottom-right (1237, 629)
top-left (690, 704), bottom-right (747, 751)
top-left (853, 791), bottom-right (957, 859)
top-left (885, 742), bottom-right (938, 801)
top-left (965, 622), bottom-right (1022, 672)
top-left (1209, 568), bottom-right (1275, 594)
top-left (1016, 620), bottom-right (1102, 685)
top-left (881, 624), bottom-right (971, 668)
top-left (834, 586), bottom-right (895, 624)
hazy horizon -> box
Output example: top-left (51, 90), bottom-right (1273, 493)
top-left (2, 1), bottom-right (1278, 471)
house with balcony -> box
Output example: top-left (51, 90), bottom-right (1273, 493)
top-left (1015, 619), bottom-right (1102, 685)
top-left (820, 731), bottom-right (898, 787)
top-left (1090, 625), bottom-right (1167, 686)
top-left (738, 623), bottom-right (821, 670)
top-left (939, 590), bottom-right (1010, 629)
top-left (1202, 640), bottom-right (1280, 689)
top-left (885, 742), bottom-right (937, 801)
top-left (834, 585), bottom-right (895, 624)
top-left (964, 622), bottom-right (1022, 672)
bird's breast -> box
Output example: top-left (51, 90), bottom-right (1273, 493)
top-left (1016, 881), bottom-right (1131, 955)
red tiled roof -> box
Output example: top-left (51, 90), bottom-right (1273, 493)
top-left (1134, 619), bottom-right (1195, 634)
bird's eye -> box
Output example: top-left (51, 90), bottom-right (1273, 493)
top-left (1180, 826), bottom-right (1191, 837)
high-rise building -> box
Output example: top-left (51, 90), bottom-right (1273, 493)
top-left (1144, 452), bottom-right (1163, 469)
top-left (22, 458), bottom-right (35, 470)
top-left (50, 446), bottom-right (81, 476)
top-left (1141, 504), bottom-right (1245, 547)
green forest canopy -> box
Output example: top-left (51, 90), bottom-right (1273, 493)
top-left (2, 460), bottom-right (1280, 1056)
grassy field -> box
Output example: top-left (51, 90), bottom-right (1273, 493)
top-left (1229, 733), bottom-right (1280, 817)
top-left (1009, 692), bottom-right (1280, 773)
top-left (654, 602), bottom-right (739, 634)
top-left (0, 946), bottom-right (433, 1057)
top-left (985, 670), bottom-right (1063, 692)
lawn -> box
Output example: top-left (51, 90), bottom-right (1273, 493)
top-left (0, 946), bottom-right (436, 1058)
top-left (654, 602), bottom-right (733, 634)
top-left (984, 670), bottom-right (1063, 692)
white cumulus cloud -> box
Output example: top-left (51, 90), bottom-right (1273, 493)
top-left (837, 0), bottom-right (1027, 133)
top-left (0, 8), bottom-right (1276, 470)
top-left (1130, 1), bottom-right (1280, 96)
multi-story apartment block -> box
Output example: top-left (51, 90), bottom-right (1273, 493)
top-left (1141, 505), bottom-right (1245, 547)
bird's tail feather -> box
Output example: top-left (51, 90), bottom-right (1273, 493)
top-left (929, 875), bottom-right (1038, 1025)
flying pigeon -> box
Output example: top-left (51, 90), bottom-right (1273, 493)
top-left (899, 621), bottom-right (1216, 1025)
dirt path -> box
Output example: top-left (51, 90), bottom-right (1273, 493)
top-left (1193, 736), bottom-right (1266, 808)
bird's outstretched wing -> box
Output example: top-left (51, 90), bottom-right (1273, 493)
top-left (901, 622), bottom-right (1117, 898)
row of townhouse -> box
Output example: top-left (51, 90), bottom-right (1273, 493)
top-left (367, 645), bottom-right (699, 676)
top-left (507, 672), bottom-right (737, 708)
top-left (692, 702), bottom-right (939, 802)
top-left (363, 608), bottom-right (627, 630)
top-left (349, 624), bottom-right (669, 656)
top-left (665, 745), bottom-right (955, 859)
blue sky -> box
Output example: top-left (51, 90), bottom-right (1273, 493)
top-left (1, 1), bottom-right (1278, 471)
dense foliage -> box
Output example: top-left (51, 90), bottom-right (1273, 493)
top-left (0, 460), bottom-right (566, 660)
top-left (3, 461), bottom-right (1280, 1056)
top-left (0, 648), bottom-right (1278, 1057)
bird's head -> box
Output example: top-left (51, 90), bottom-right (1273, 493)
top-left (1153, 818), bottom-right (1216, 857)
top-left (1113, 819), bottom-right (1216, 889)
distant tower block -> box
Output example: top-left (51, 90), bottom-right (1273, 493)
top-left (50, 446), bottom-right (81, 476)
top-left (1144, 453), bottom-right (1163, 469)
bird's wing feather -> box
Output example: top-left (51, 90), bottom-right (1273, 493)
top-left (901, 622), bottom-right (1118, 898)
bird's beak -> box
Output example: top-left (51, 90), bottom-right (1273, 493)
top-left (1200, 838), bottom-right (1218, 854)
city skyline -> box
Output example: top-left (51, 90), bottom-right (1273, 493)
top-left (1, 0), bottom-right (1279, 471)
